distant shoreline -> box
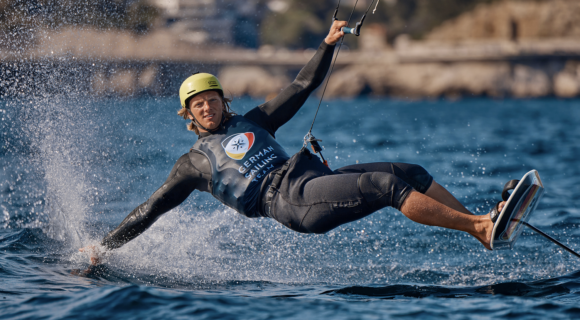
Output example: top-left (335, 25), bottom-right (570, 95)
top-left (1, 28), bottom-right (580, 99)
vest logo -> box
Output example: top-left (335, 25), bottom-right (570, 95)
top-left (222, 132), bottom-right (255, 160)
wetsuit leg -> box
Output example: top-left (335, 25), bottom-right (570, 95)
top-left (333, 162), bottom-right (433, 194)
top-left (271, 169), bottom-right (413, 234)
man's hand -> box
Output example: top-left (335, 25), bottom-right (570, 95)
top-left (79, 245), bottom-right (103, 266)
top-left (325, 20), bottom-right (348, 45)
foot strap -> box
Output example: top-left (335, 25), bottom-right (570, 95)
top-left (489, 201), bottom-right (502, 222)
top-left (501, 179), bottom-right (520, 201)
top-left (490, 179), bottom-right (520, 223)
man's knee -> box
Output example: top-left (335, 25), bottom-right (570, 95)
top-left (392, 163), bottom-right (433, 194)
top-left (358, 172), bottom-right (412, 211)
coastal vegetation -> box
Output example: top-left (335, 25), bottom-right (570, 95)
top-left (260, 0), bottom-right (496, 49)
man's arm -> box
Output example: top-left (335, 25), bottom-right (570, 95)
top-left (85, 152), bottom-right (209, 255)
top-left (244, 20), bottom-right (347, 135)
top-left (99, 153), bottom-right (205, 250)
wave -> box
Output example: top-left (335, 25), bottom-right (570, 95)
top-left (322, 274), bottom-right (579, 299)
top-left (2, 278), bottom-right (580, 320)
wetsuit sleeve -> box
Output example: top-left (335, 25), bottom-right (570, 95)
top-left (100, 152), bottom-right (210, 250)
top-left (243, 41), bottom-right (335, 135)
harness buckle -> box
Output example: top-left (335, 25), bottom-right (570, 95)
top-left (303, 132), bottom-right (329, 168)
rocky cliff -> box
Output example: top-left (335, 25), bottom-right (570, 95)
top-left (427, 0), bottom-right (580, 42)
top-left (314, 0), bottom-right (580, 99)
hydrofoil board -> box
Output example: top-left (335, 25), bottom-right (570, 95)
top-left (491, 170), bottom-right (545, 250)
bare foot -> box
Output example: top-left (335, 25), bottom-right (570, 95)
top-left (470, 215), bottom-right (494, 250)
top-left (473, 201), bottom-right (507, 250)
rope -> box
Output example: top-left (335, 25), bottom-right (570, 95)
top-left (307, 0), bottom-right (360, 134)
top-left (307, 0), bottom-right (380, 134)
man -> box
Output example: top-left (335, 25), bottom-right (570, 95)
top-left (81, 20), bottom-right (500, 265)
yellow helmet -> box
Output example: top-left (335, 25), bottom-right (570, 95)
top-left (179, 73), bottom-right (224, 108)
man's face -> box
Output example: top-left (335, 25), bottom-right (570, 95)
top-left (187, 91), bottom-right (224, 132)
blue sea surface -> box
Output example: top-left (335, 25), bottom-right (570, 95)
top-left (1, 96), bottom-right (580, 319)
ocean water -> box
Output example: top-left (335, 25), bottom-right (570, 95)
top-left (1, 96), bottom-right (580, 319)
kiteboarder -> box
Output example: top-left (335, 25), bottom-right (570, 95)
top-left (80, 20), bottom-right (503, 265)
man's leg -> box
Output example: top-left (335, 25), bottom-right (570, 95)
top-left (425, 180), bottom-right (472, 215)
top-left (400, 190), bottom-right (493, 249)
top-left (425, 180), bottom-right (506, 217)
top-left (274, 170), bottom-right (413, 234)
top-left (274, 162), bottom-right (495, 249)
top-left (335, 163), bottom-right (474, 215)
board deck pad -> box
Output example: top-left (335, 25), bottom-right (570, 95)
top-left (491, 170), bottom-right (545, 250)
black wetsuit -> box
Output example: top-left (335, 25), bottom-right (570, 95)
top-left (101, 41), bottom-right (433, 250)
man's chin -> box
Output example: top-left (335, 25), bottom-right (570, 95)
top-left (202, 122), bottom-right (219, 130)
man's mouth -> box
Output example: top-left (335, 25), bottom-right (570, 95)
top-left (204, 113), bottom-right (215, 120)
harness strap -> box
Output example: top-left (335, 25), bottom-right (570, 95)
top-left (264, 148), bottom-right (319, 217)
top-left (263, 156), bottom-right (293, 216)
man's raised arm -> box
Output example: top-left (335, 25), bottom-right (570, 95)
top-left (244, 20), bottom-right (347, 135)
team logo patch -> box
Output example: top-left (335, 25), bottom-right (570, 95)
top-left (221, 132), bottom-right (255, 160)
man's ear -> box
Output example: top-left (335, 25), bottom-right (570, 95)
top-left (185, 108), bottom-right (195, 121)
